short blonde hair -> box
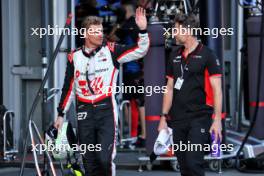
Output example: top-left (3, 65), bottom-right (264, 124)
top-left (82, 16), bottom-right (103, 30)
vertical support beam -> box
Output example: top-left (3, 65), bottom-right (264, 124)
top-left (0, 1), bottom-right (2, 105)
top-left (41, 0), bottom-right (51, 134)
top-left (52, 0), bottom-right (68, 119)
top-left (236, 2), bottom-right (245, 130)
top-left (144, 24), bottom-right (165, 155)
top-left (1, 0), bottom-right (22, 151)
top-left (199, 0), bottom-right (223, 57)
top-left (246, 16), bottom-right (264, 139)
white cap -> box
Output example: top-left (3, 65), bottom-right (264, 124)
top-left (153, 128), bottom-right (173, 155)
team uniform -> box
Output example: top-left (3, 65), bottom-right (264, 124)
top-left (166, 43), bottom-right (222, 176)
top-left (57, 30), bottom-right (149, 176)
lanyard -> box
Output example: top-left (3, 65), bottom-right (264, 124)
top-left (86, 70), bottom-right (95, 95)
top-left (180, 57), bottom-right (189, 79)
top-left (179, 42), bottom-right (200, 78)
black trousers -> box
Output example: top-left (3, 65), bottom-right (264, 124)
top-left (77, 98), bottom-right (117, 176)
top-left (170, 116), bottom-right (212, 176)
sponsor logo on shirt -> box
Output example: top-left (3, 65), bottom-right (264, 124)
top-left (192, 55), bottom-right (202, 59)
top-left (98, 58), bottom-right (107, 62)
top-left (76, 70), bottom-right (80, 78)
top-left (173, 56), bottom-right (181, 63)
top-left (98, 51), bottom-right (106, 58)
top-left (95, 68), bottom-right (109, 73)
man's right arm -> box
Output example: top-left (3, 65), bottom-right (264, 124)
top-left (158, 78), bottom-right (174, 131)
top-left (57, 53), bottom-right (75, 117)
top-left (162, 78), bottom-right (174, 114)
top-left (158, 51), bottom-right (174, 131)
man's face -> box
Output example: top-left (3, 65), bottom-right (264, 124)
top-left (86, 24), bottom-right (104, 47)
top-left (174, 22), bottom-right (188, 45)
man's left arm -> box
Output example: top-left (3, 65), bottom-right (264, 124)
top-left (108, 7), bottom-right (150, 64)
top-left (209, 76), bottom-right (223, 142)
top-left (206, 51), bottom-right (223, 142)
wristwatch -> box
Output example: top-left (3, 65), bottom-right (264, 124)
top-left (160, 113), bottom-right (168, 117)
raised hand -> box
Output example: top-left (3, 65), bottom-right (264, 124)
top-left (135, 7), bottom-right (147, 30)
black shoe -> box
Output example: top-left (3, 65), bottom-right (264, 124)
top-left (0, 151), bottom-right (3, 160)
top-left (135, 137), bottom-right (146, 148)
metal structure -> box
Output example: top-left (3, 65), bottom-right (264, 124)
top-left (2, 110), bottom-right (18, 161)
top-left (116, 63), bottom-right (134, 148)
top-left (29, 120), bottom-right (57, 176)
top-left (119, 100), bottom-right (133, 146)
top-left (149, 0), bottom-right (190, 23)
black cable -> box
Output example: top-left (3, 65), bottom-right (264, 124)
top-left (235, 2), bottom-right (264, 173)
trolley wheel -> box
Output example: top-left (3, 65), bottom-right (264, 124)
top-left (170, 160), bottom-right (180, 172)
top-left (41, 170), bottom-right (50, 176)
top-left (146, 161), bottom-right (153, 171)
top-left (223, 159), bottom-right (235, 168)
top-left (236, 159), bottom-right (246, 170)
top-left (225, 119), bottom-right (232, 128)
top-left (209, 160), bottom-right (219, 172)
top-left (138, 167), bottom-right (143, 172)
top-left (138, 161), bottom-right (143, 172)
top-left (11, 155), bottom-right (17, 161)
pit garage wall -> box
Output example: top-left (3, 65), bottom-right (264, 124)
top-left (0, 1), bottom-right (2, 105)
top-left (1, 0), bottom-right (72, 152)
top-left (2, 0), bottom-right (27, 152)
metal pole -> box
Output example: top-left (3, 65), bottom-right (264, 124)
top-left (3, 111), bottom-right (17, 160)
top-left (3, 112), bottom-right (6, 159)
top-left (41, 0), bottom-right (50, 174)
top-left (29, 120), bottom-right (42, 176)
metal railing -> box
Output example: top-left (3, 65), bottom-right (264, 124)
top-left (119, 100), bottom-right (135, 145)
top-left (3, 110), bottom-right (18, 161)
top-left (117, 63), bottom-right (137, 148)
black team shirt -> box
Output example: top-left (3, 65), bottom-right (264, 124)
top-left (166, 43), bottom-right (222, 122)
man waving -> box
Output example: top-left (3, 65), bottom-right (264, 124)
top-left (54, 7), bottom-right (149, 176)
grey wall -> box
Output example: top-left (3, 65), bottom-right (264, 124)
top-left (1, 0), bottom-right (72, 152)
top-left (2, 0), bottom-right (43, 151)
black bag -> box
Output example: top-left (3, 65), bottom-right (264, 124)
top-left (238, 153), bottom-right (264, 173)
top-left (0, 105), bottom-right (13, 152)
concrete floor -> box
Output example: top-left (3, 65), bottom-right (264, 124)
top-left (0, 167), bottom-right (258, 176)
top-left (0, 148), bottom-right (261, 176)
